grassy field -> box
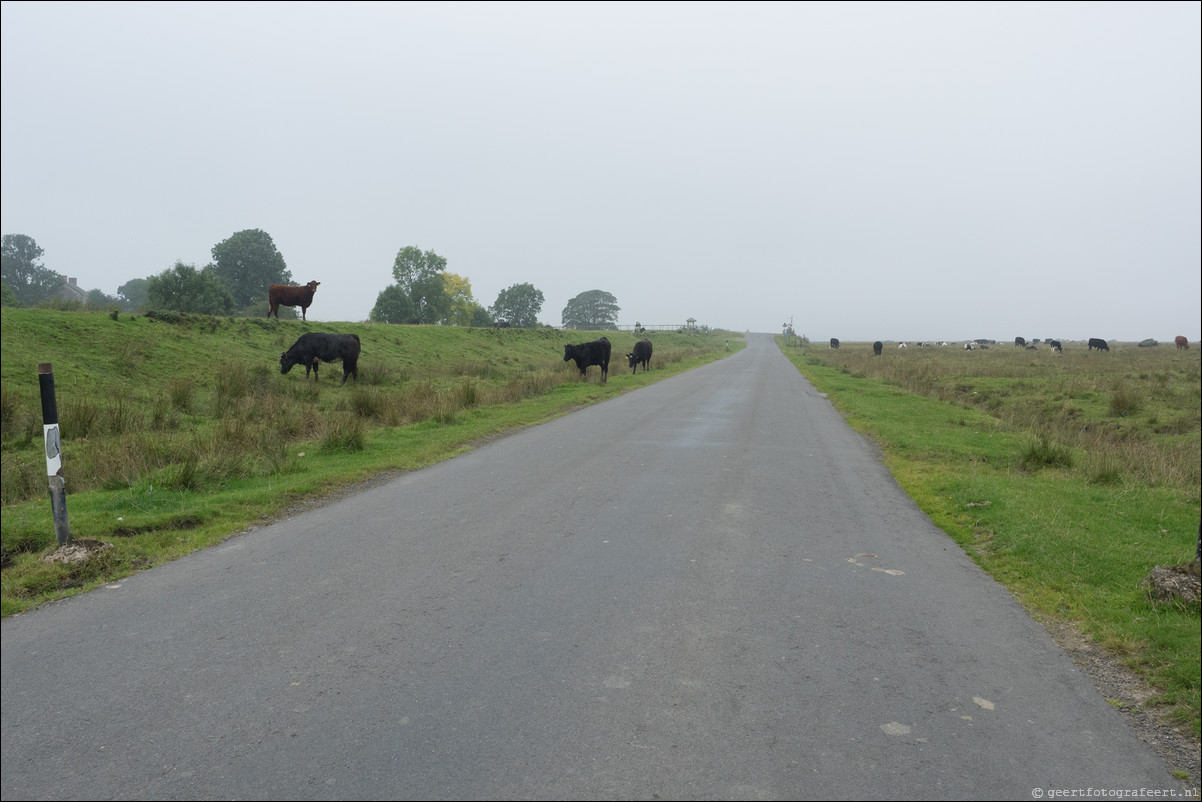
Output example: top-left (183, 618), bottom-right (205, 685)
top-left (779, 336), bottom-right (1200, 739)
top-left (0, 308), bottom-right (739, 615)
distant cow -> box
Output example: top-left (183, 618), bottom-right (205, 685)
top-left (564, 336), bottom-right (611, 382)
top-left (829, 338), bottom-right (840, 349)
top-left (280, 332), bottom-right (360, 385)
top-left (964, 343), bottom-right (975, 351)
top-left (268, 280), bottom-right (321, 321)
top-left (1049, 340), bottom-right (1062, 353)
top-left (1088, 338), bottom-right (1110, 352)
top-left (626, 339), bottom-right (653, 374)
top-left (872, 341), bottom-right (883, 356)
top-left (1176, 335), bottom-right (1189, 350)
top-left (1015, 337), bottom-right (1026, 347)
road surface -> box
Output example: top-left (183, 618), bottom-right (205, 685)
top-left (1, 334), bottom-right (1179, 800)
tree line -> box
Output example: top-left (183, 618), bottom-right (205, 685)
top-left (1, 231), bottom-right (622, 329)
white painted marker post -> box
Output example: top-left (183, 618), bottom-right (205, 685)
top-left (38, 363), bottom-right (71, 547)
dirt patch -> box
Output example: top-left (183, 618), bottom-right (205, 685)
top-left (1042, 618), bottom-right (1201, 793)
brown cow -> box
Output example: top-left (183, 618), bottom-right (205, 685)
top-left (268, 280), bottom-right (321, 321)
top-left (1175, 335), bottom-right (1189, 350)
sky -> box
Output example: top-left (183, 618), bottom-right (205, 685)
top-left (2, 1), bottom-right (1199, 341)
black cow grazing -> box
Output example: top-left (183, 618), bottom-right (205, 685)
top-left (1088, 338), bottom-right (1110, 352)
top-left (563, 336), bottom-right (611, 382)
top-left (872, 341), bottom-right (883, 356)
top-left (280, 332), bottom-right (361, 385)
top-left (1049, 340), bottom-right (1063, 353)
top-left (626, 339), bottom-right (653, 374)
top-left (1015, 337), bottom-right (1026, 347)
top-left (829, 338), bottom-right (840, 349)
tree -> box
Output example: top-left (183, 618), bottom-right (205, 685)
top-left (470, 305), bottom-right (493, 327)
top-left (210, 229), bottom-right (291, 309)
top-left (85, 288), bottom-right (120, 309)
top-left (1, 282), bottom-right (19, 307)
top-left (442, 272), bottom-right (478, 326)
top-left (561, 289), bottom-right (620, 330)
top-left (147, 262), bottom-right (234, 315)
top-left (370, 284), bottom-right (418, 324)
top-left (391, 246), bottom-right (449, 325)
top-left (2, 234), bottom-right (61, 306)
top-left (117, 278), bottom-right (149, 312)
top-left (491, 283), bottom-right (545, 328)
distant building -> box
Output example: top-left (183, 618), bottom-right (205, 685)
top-left (57, 275), bottom-right (88, 303)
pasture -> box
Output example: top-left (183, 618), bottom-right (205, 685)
top-left (0, 309), bottom-right (738, 615)
top-left (780, 337), bottom-right (1201, 740)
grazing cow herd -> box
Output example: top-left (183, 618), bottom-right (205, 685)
top-left (263, 277), bottom-right (1189, 389)
top-left (830, 336), bottom-right (1195, 355)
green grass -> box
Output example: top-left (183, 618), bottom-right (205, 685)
top-left (1, 308), bottom-right (740, 615)
top-left (778, 337), bottom-right (1201, 738)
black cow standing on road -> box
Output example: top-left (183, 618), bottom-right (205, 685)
top-left (1088, 338), bottom-right (1110, 352)
top-left (563, 337), bottom-right (611, 382)
top-left (626, 339), bottom-right (653, 374)
top-left (280, 332), bottom-right (361, 385)
top-left (873, 341), bottom-right (883, 356)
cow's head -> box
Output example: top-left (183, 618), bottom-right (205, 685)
top-left (307, 280), bottom-right (321, 293)
top-left (280, 351), bottom-right (297, 374)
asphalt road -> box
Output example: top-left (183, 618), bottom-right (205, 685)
top-left (1, 334), bottom-right (1178, 800)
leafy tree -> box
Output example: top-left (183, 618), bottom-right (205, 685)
top-left (491, 283), bottom-right (545, 328)
top-left (370, 284), bottom-right (418, 324)
top-left (442, 272), bottom-right (477, 326)
top-left (0, 282), bottom-right (17, 307)
top-left (391, 246), bottom-right (449, 325)
top-left (117, 278), bottom-right (149, 312)
top-left (470, 305), bottom-right (493, 327)
top-left (147, 261), bottom-right (234, 315)
top-left (2, 234), bottom-right (61, 306)
top-left (85, 288), bottom-right (120, 309)
top-left (561, 289), bottom-right (619, 330)
top-left (210, 229), bottom-right (291, 308)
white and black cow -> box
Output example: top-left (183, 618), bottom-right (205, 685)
top-left (564, 336), bottom-right (611, 382)
top-left (280, 332), bottom-right (361, 385)
top-left (829, 338), bottom-right (840, 349)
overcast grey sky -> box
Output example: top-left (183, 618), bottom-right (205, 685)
top-left (2, 1), bottom-right (1199, 340)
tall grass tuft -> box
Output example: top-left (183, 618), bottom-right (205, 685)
top-left (168, 378), bottom-right (195, 412)
top-left (1020, 435), bottom-right (1074, 471)
top-left (321, 414), bottom-right (365, 452)
top-left (214, 363), bottom-right (251, 412)
top-left (1109, 383), bottom-right (1142, 417)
